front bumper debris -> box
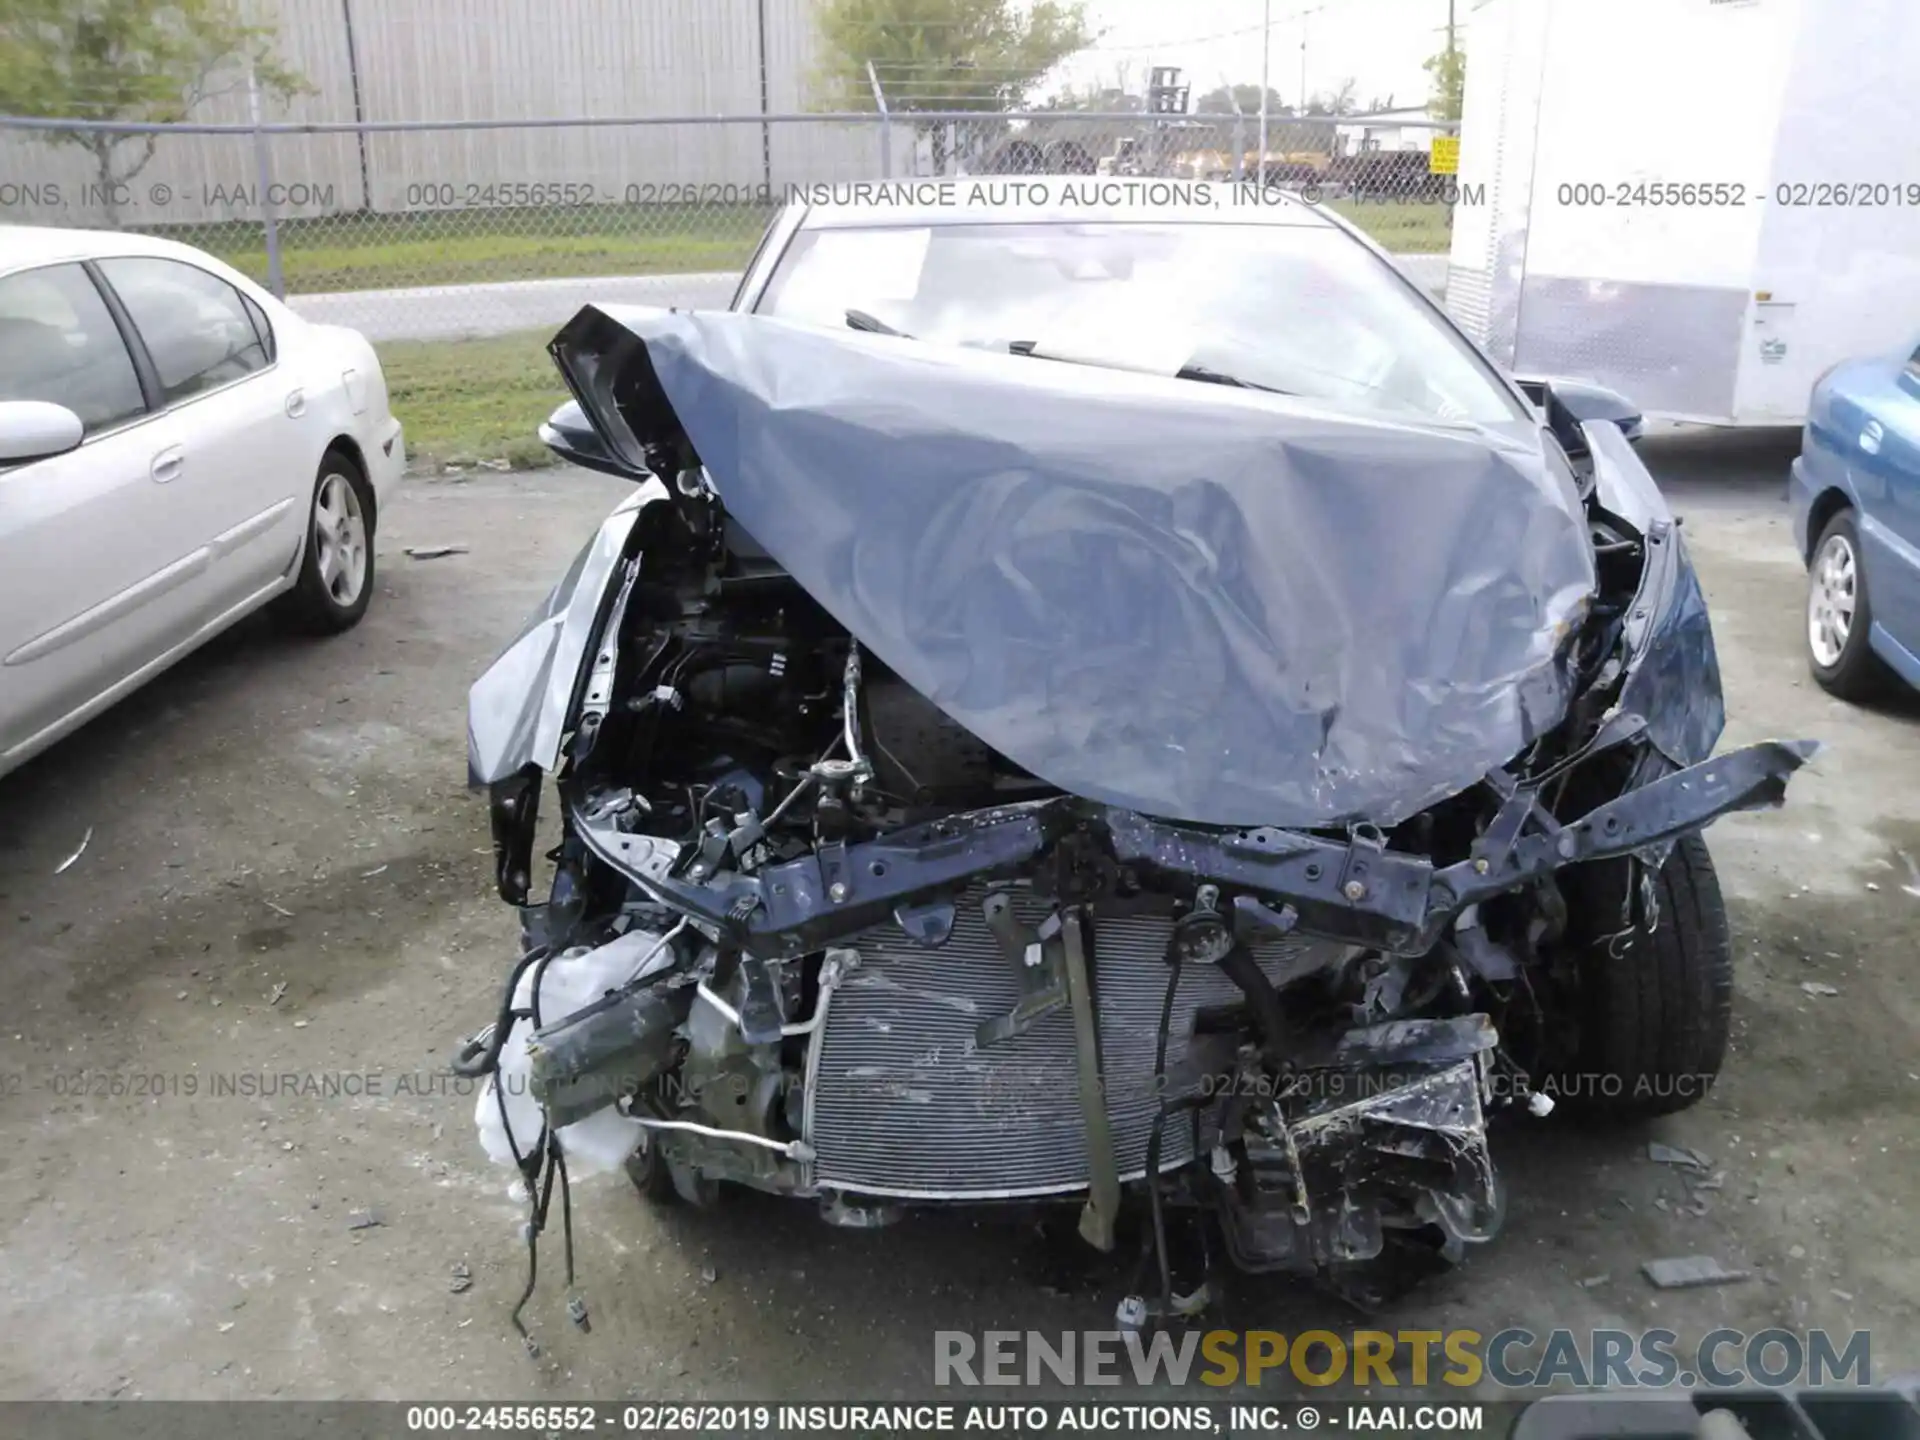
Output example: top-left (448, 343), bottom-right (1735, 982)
top-left (556, 739), bottom-right (1817, 958)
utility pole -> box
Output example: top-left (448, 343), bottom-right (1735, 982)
top-left (1445, 0), bottom-right (1459, 121)
top-left (1298, 14), bottom-right (1307, 116)
top-left (1258, 0), bottom-right (1270, 182)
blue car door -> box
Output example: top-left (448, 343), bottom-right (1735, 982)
top-left (1839, 340), bottom-right (1920, 665)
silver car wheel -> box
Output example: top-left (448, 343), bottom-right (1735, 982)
top-left (1807, 530), bottom-right (1857, 669)
top-left (313, 470), bottom-right (369, 609)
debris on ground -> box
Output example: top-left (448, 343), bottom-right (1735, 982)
top-left (1648, 1141), bottom-right (1712, 1170)
top-left (405, 544), bottom-right (469, 560)
top-left (1577, 1274), bottom-right (1610, 1288)
top-left (1643, 1255), bottom-right (1751, 1290)
top-left (700, 1264), bottom-right (718, 1286)
top-left (264, 900), bottom-right (294, 918)
top-left (449, 1262), bottom-right (472, 1294)
top-left (363, 864), bottom-right (389, 877)
top-left (54, 827), bottom-right (93, 875)
top-left (347, 1208), bottom-right (385, 1231)
top-left (267, 982), bottom-right (288, 1007)
top-left (1800, 981), bottom-right (1840, 997)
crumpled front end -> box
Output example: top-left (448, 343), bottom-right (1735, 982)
top-left (458, 306), bottom-right (1815, 1319)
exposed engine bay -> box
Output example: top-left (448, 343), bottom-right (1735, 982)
top-left (458, 305), bottom-right (1816, 1338)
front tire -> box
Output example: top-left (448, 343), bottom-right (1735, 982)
top-left (624, 1133), bottom-right (680, 1205)
top-left (1557, 833), bottom-right (1732, 1119)
top-left (1806, 509), bottom-right (1894, 701)
top-left (279, 452), bottom-right (375, 634)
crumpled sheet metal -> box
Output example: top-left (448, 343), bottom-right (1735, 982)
top-left (582, 306), bottom-right (1601, 829)
top-left (1585, 419), bottom-right (1726, 769)
top-left (467, 483), bottom-right (656, 785)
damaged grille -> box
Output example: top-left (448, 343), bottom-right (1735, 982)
top-left (804, 889), bottom-right (1344, 1200)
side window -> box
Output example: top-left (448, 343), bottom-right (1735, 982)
top-left (241, 292), bottom-right (277, 364)
top-left (0, 263), bottom-right (147, 436)
top-left (96, 257), bottom-right (271, 404)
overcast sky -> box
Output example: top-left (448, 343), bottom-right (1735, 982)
top-left (1045, 0), bottom-right (1458, 111)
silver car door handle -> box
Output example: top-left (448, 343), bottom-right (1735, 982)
top-left (151, 445), bottom-right (185, 483)
top-left (285, 389), bottom-right (306, 418)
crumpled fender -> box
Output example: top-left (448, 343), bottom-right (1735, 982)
top-left (466, 482), bottom-right (661, 786)
top-left (1585, 419), bottom-right (1726, 769)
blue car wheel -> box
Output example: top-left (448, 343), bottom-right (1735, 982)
top-left (1807, 508), bottom-right (1895, 699)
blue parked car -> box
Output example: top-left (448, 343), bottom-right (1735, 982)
top-left (1791, 339), bottom-right (1920, 698)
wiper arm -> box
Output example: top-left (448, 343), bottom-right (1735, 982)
top-left (1174, 364), bottom-right (1291, 394)
top-left (999, 342), bottom-right (1290, 394)
top-left (846, 308), bottom-right (910, 338)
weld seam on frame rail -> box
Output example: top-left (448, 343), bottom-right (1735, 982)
top-left (0, 111), bottom-right (1460, 135)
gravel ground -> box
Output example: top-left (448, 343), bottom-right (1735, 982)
top-left (1, 428), bottom-right (1915, 1401)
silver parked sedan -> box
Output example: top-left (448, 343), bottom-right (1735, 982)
top-left (0, 226), bottom-right (405, 780)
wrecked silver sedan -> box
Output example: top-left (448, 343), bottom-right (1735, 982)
top-left (457, 190), bottom-right (1814, 1328)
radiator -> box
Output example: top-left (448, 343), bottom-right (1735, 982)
top-left (803, 888), bottom-right (1346, 1200)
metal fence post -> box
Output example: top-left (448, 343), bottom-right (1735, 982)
top-left (246, 63), bottom-right (285, 298)
top-left (867, 60), bottom-right (891, 176)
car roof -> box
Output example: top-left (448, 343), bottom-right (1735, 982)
top-left (0, 224), bottom-right (219, 275)
top-left (789, 176), bottom-right (1340, 231)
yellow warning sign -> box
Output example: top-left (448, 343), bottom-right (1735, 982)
top-left (1429, 135), bottom-right (1460, 175)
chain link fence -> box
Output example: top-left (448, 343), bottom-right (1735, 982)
top-left (1, 109), bottom-right (1462, 342)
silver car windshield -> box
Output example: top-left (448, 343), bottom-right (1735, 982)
top-left (757, 220), bottom-right (1527, 426)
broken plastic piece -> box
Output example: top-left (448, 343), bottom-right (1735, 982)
top-left (54, 826), bottom-right (93, 875)
top-left (1641, 1255), bottom-right (1750, 1289)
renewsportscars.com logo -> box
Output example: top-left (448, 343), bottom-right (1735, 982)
top-left (934, 1328), bottom-right (1871, 1390)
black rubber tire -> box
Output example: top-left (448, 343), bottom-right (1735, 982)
top-left (277, 450), bottom-right (375, 634)
top-left (1806, 509), bottom-right (1895, 702)
top-left (1558, 833), bottom-right (1732, 1119)
top-left (624, 1135), bottom-right (680, 1205)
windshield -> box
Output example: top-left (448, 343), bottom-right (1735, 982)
top-left (756, 220), bottom-right (1527, 425)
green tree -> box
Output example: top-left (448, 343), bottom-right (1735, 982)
top-left (1423, 44), bottom-right (1465, 121)
top-left (1037, 78), bottom-right (1143, 114)
top-left (813, 0), bottom-right (1092, 171)
top-left (0, 0), bottom-right (307, 223)
top-left (1193, 84), bottom-right (1289, 118)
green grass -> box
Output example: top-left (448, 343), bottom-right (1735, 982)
top-left (166, 195), bottom-right (1446, 293)
top-left (376, 328), bottom-right (567, 473)
top-left (1327, 199), bottom-right (1453, 254)
top-left (172, 204), bottom-right (774, 294)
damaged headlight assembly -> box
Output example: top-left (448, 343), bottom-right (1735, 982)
top-left (455, 302), bottom-right (1816, 1342)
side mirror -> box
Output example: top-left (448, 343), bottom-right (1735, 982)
top-left (1516, 377), bottom-right (1644, 456)
top-left (537, 399), bottom-right (644, 481)
top-left (0, 400), bottom-right (84, 465)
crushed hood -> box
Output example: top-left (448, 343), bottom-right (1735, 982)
top-left (560, 305), bottom-right (1599, 830)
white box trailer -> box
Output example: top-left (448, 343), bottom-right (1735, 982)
top-left (1445, 0), bottom-right (1920, 425)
